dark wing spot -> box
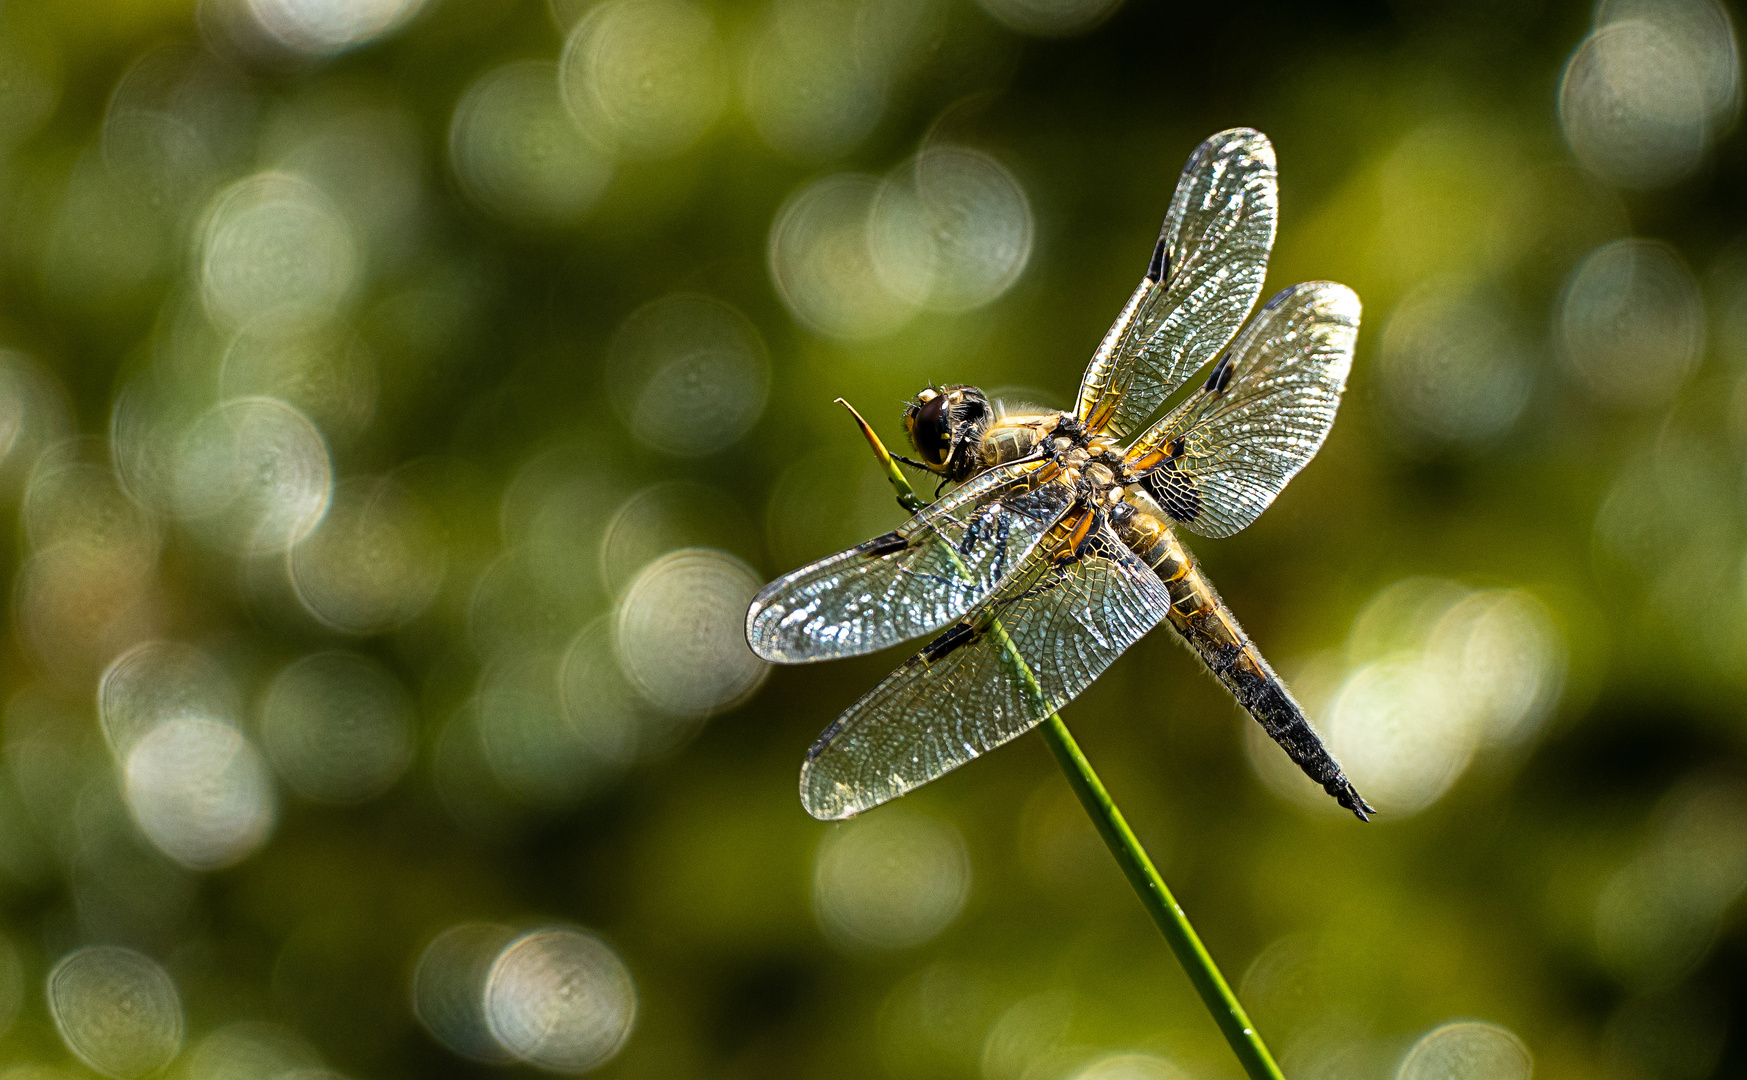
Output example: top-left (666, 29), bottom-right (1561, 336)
top-left (858, 531), bottom-right (908, 556)
top-left (1146, 237), bottom-right (1169, 284)
top-left (1143, 461), bottom-right (1201, 523)
top-left (1204, 353), bottom-right (1235, 394)
top-left (920, 620), bottom-right (980, 663)
top-left (1005, 485), bottom-right (1065, 520)
top-left (1262, 285), bottom-right (1295, 312)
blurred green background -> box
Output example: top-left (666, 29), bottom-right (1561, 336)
top-left (0, 0), bottom-right (1739, 1077)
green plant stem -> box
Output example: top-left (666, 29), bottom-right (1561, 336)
top-left (1035, 715), bottom-right (1284, 1080)
top-left (840, 399), bottom-right (1284, 1080)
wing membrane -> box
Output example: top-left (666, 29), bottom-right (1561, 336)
top-left (1075, 128), bottom-right (1277, 439)
top-left (747, 461), bottom-right (1074, 664)
top-left (800, 518), bottom-right (1171, 819)
top-left (1124, 282), bottom-right (1361, 539)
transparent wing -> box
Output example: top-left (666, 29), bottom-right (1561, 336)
top-left (800, 517), bottom-right (1171, 819)
top-left (747, 461), bottom-right (1075, 664)
top-left (1123, 282), bottom-right (1361, 539)
top-left (1075, 128), bottom-right (1277, 440)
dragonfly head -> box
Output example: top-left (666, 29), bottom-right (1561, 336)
top-left (903, 385), bottom-right (990, 479)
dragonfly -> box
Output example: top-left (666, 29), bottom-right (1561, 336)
top-left (746, 128), bottom-right (1371, 822)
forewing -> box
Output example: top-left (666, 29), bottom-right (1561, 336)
top-left (800, 520), bottom-right (1171, 819)
top-left (1074, 128), bottom-right (1277, 439)
top-left (747, 462), bottom-right (1074, 664)
top-left (1124, 282), bottom-right (1361, 539)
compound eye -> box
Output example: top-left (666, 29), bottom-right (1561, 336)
top-left (912, 393), bottom-right (952, 465)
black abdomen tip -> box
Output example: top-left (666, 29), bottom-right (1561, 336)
top-left (1332, 780), bottom-right (1376, 822)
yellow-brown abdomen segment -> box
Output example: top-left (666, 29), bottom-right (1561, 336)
top-left (1124, 522), bottom-right (1253, 666)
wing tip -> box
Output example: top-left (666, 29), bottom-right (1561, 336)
top-left (1305, 280), bottom-right (1362, 314)
top-left (744, 602), bottom-right (788, 665)
top-left (799, 765), bottom-right (870, 821)
top-left (744, 603), bottom-right (763, 649)
top-left (1201, 127), bottom-right (1275, 169)
top-left (744, 596), bottom-right (858, 665)
top-left (1260, 281), bottom-right (1362, 325)
top-left (1179, 128), bottom-right (1277, 195)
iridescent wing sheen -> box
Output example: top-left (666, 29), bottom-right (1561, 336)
top-left (746, 461), bottom-right (1075, 664)
top-left (1123, 282), bottom-right (1361, 539)
top-left (1074, 128), bottom-right (1277, 440)
top-left (799, 517), bottom-right (1172, 819)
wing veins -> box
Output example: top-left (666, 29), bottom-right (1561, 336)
top-left (747, 460), bottom-right (1075, 663)
top-left (1124, 281), bottom-right (1361, 538)
top-left (1075, 128), bottom-right (1278, 439)
top-left (799, 520), bottom-right (1171, 818)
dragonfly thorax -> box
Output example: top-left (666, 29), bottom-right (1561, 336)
top-left (1052, 445), bottom-right (1129, 509)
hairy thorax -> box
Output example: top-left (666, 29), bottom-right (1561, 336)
top-left (972, 410), bottom-right (1198, 590)
top-left (976, 412), bottom-right (1129, 506)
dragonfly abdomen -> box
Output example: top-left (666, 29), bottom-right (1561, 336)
top-left (1117, 510), bottom-right (1374, 821)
